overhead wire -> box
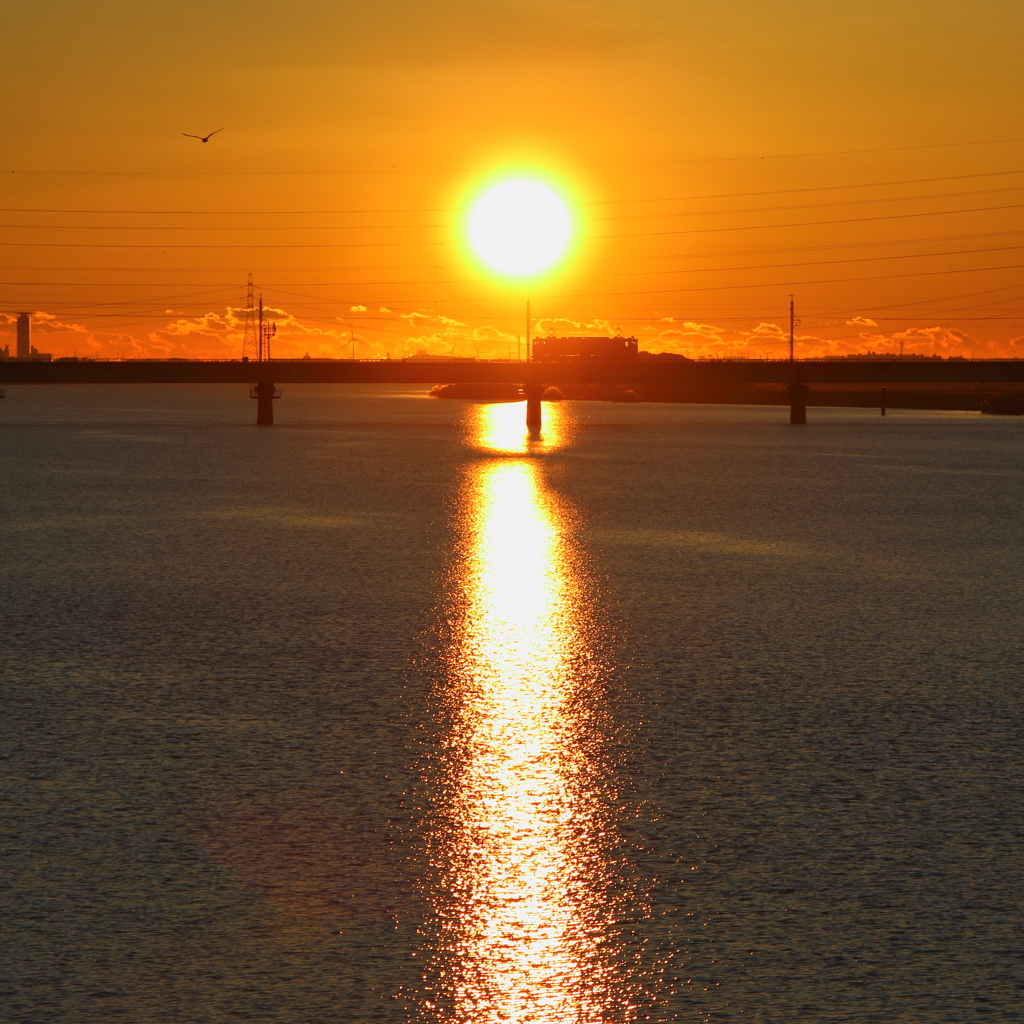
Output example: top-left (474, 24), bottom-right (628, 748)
top-left (6, 227), bottom-right (1024, 275)
top-left (0, 222), bottom-right (445, 231)
top-left (856, 282), bottom-right (1024, 310)
top-left (7, 182), bottom-right (1024, 232)
top-left (23, 255), bottom-right (1024, 314)
top-left (0, 240), bottom-right (446, 249)
top-left (8, 132), bottom-right (1024, 176)
top-left (7, 146), bottom-right (1024, 338)
top-left (595, 202), bottom-right (1024, 240)
top-left (11, 240), bottom-right (1024, 289)
top-left (598, 184), bottom-right (1024, 220)
top-left (4, 200), bottom-right (1023, 250)
top-left (4, 165), bottom-right (1024, 216)
top-left (532, 261), bottom-right (1024, 300)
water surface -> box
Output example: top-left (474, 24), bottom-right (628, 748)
top-left (3, 384), bottom-right (1022, 1022)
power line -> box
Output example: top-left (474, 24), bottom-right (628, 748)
top-left (14, 255), bottom-right (1024, 314)
top-left (4, 200), bottom-right (1021, 250)
top-left (599, 184), bottom-right (1024, 221)
top-left (5, 166), bottom-right (1024, 216)
top-left (534, 261), bottom-right (1024, 300)
top-left (596, 202), bottom-right (1024, 240)
top-left (589, 169), bottom-right (1024, 205)
top-left (858, 281), bottom-right (1024, 311)
top-left (1, 287), bottom-right (240, 311)
top-left (10, 242), bottom-right (1024, 289)
top-left (590, 135), bottom-right (1024, 166)
top-left (8, 133), bottom-right (1024, 176)
top-left (0, 240), bottom-right (446, 249)
top-left (5, 228), bottom-right (1024, 274)
top-left (0, 206), bottom-right (449, 215)
top-left (8, 182), bottom-right (1024, 232)
top-left (556, 242), bottom-right (1024, 281)
top-left (581, 229), bottom-right (1024, 264)
top-left (0, 222), bottom-right (444, 231)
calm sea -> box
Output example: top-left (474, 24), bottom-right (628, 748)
top-left (3, 384), bottom-right (1022, 1023)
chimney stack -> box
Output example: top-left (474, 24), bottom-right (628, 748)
top-left (16, 312), bottom-right (30, 359)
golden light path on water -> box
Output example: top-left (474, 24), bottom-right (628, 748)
top-left (422, 401), bottom-right (639, 1024)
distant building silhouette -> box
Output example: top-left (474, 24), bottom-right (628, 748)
top-left (532, 335), bottom-right (639, 362)
top-left (16, 313), bottom-right (30, 359)
top-left (4, 313), bottom-right (53, 361)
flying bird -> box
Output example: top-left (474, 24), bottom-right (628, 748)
top-left (182, 128), bottom-right (224, 143)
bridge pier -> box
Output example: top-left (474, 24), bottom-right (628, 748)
top-left (523, 383), bottom-right (544, 431)
top-left (788, 382), bottom-right (809, 425)
top-left (249, 381), bottom-right (281, 425)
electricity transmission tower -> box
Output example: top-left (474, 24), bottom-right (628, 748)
top-left (241, 275), bottom-right (276, 361)
top-left (242, 274), bottom-right (257, 360)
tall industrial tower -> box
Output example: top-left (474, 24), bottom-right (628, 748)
top-left (241, 276), bottom-right (276, 361)
top-left (241, 275), bottom-right (257, 360)
top-left (16, 313), bottom-right (30, 359)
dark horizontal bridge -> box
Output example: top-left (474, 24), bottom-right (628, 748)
top-left (5, 358), bottom-right (1024, 386)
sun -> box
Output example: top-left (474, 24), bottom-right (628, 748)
top-left (467, 177), bottom-right (574, 277)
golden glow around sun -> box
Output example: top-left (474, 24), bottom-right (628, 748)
top-left (467, 177), bottom-right (574, 277)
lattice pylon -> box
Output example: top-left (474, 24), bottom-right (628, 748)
top-left (241, 273), bottom-right (257, 360)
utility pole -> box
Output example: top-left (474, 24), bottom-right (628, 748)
top-left (257, 294), bottom-right (276, 361)
top-left (789, 294), bottom-right (795, 363)
top-left (248, 284), bottom-right (280, 424)
top-left (526, 297), bottom-right (532, 362)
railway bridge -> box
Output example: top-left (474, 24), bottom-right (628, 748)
top-left (3, 357), bottom-right (1024, 427)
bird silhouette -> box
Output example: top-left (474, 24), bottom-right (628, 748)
top-left (182, 128), bottom-right (224, 143)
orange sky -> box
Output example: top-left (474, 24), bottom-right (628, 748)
top-left (4, 0), bottom-right (1024, 360)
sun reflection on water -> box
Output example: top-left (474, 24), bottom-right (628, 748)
top-left (423, 403), bottom-right (635, 1023)
top-left (467, 399), bottom-right (570, 456)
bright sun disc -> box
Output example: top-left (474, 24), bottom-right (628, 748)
top-left (468, 178), bottom-right (573, 277)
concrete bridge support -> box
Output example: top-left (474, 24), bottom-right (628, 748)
top-left (788, 382), bottom-right (809, 425)
top-left (250, 381), bottom-right (281, 425)
top-left (523, 383), bottom-right (544, 431)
